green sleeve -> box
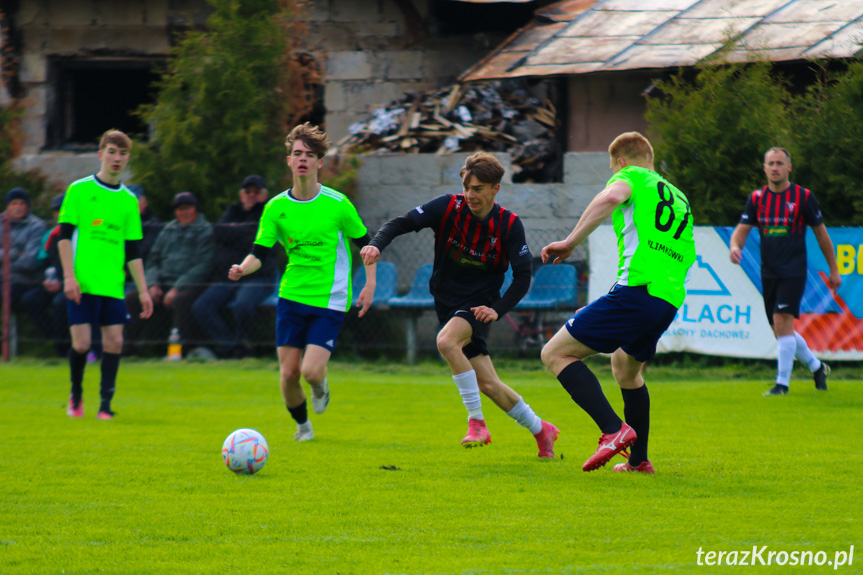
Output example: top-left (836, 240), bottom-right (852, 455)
top-left (126, 200), bottom-right (143, 241)
top-left (607, 170), bottom-right (635, 208)
top-left (58, 186), bottom-right (78, 226)
top-left (340, 198), bottom-right (368, 239)
top-left (254, 201), bottom-right (279, 248)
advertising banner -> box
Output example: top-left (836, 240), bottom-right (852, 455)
top-left (588, 226), bottom-right (863, 360)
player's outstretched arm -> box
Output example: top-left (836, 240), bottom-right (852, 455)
top-left (542, 181), bottom-right (631, 264)
top-left (812, 224), bottom-right (842, 292)
top-left (729, 224), bottom-right (752, 265)
top-left (229, 254), bottom-right (262, 281)
top-left (356, 262), bottom-right (376, 317)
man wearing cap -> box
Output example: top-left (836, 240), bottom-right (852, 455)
top-left (192, 175), bottom-right (273, 358)
top-left (1, 187), bottom-right (46, 310)
top-left (125, 191), bottom-right (213, 354)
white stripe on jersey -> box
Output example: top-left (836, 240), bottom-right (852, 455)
top-left (327, 230), bottom-right (350, 311)
top-left (618, 202), bottom-right (638, 286)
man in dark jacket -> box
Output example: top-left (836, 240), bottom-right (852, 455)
top-left (20, 193), bottom-right (69, 355)
top-left (1, 187), bottom-right (46, 310)
top-left (192, 175), bottom-right (275, 358)
top-left (125, 191), bottom-right (213, 351)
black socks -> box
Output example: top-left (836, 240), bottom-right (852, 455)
top-left (69, 350), bottom-right (87, 404)
top-left (100, 352), bottom-right (121, 412)
top-left (557, 361), bottom-right (622, 434)
top-left (621, 385), bottom-right (650, 466)
top-left (287, 400), bottom-right (308, 425)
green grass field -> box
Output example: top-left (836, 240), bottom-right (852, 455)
top-left (1, 357), bottom-right (860, 574)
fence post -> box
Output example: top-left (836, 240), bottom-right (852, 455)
top-left (2, 214), bottom-right (11, 363)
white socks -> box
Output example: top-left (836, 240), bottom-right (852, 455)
top-left (506, 398), bottom-right (543, 435)
top-left (453, 370), bottom-right (484, 421)
top-left (453, 371), bottom-right (543, 435)
top-left (778, 331), bottom-right (822, 387)
top-left (794, 331), bottom-right (821, 372)
top-left (776, 334), bottom-right (796, 386)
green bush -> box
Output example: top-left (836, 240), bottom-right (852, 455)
top-left (645, 59), bottom-right (792, 226)
top-left (131, 0), bottom-right (306, 219)
top-left (790, 62), bottom-right (863, 226)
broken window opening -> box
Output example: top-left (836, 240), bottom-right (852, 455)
top-left (47, 59), bottom-right (162, 151)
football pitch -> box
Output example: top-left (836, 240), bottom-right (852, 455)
top-left (1, 358), bottom-right (860, 574)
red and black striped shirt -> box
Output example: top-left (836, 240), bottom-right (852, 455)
top-left (740, 183), bottom-right (823, 278)
top-left (370, 194), bottom-right (532, 313)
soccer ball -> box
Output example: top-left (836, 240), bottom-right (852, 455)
top-left (222, 428), bottom-right (269, 474)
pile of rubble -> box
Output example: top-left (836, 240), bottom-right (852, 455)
top-left (334, 80), bottom-right (560, 181)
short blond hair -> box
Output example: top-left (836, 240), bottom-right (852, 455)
top-left (285, 122), bottom-right (329, 158)
top-left (99, 129), bottom-right (132, 151)
top-left (764, 147), bottom-right (791, 163)
top-left (460, 152), bottom-right (505, 187)
top-left (608, 132), bottom-right (653, 166)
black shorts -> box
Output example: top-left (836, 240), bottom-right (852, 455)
top-left (435, 297), bottom-right (493, 359)
top-left (762, 276), bottom-right (805, 324)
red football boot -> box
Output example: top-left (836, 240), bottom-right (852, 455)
top-left (582, 422), bottom-right (637, 471)
top-left (461, 419), bottom-right (491, 448)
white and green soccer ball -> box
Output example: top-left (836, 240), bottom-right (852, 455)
top-left (222, 428), bottom-right (269, 474)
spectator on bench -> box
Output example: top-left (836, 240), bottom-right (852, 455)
top-left (193, 175), bottom-right (274, 359)
top-left (21, 193), bottom-right (70, 356)
top-left (125, 191), bottom-right (213, 354)
top-left (1, 187), bottom-right (46, 312)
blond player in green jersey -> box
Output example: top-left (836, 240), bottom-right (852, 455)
top-left (229, 123), bottom-right (377, 441)
top-left (540, 132), bottom-right (696, 474)
top-left (58, 129), bottom-right (152, 420)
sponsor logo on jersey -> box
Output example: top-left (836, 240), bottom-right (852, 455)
top-left (519, 245), bottom-right (529, 257)
top-left (92, 219), bottom-right (103, 226)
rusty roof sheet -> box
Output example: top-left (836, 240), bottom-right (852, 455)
top-left (459, 0), bottom-right (863, 82)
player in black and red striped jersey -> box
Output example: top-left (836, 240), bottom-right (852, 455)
top-left (729, 147), bottom-right (841, 396)
top-left (361, 152), bottom-right (559, 458)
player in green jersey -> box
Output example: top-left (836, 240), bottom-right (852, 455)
top-left (540, 132), bottom-right (696, 474)
top-left (228, 123), bottom-right (377, 441)
top-left (57, 129), bottom-right (153, 420)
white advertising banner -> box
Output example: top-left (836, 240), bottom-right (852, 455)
top-left (589, 226), bottom-right (777, 358)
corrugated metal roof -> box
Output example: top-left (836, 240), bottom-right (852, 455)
top-left (459, 0), bottom-right (863, 82)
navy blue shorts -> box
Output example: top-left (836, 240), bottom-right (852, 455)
top-left (276, 298), bottom-right (345, 352)
top-left (67, 294), bottom-right (130, 327)
top-left (761, 276), bottom-right (805, 323)
top-left (564, 284), bottom-right (677, 363)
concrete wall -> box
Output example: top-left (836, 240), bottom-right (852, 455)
top-left (9, 0), bottom-right (211, 155)
top-left (304, 0), bottom-right (505, 143)
top-left (6, 0), bottom-right (505, 189)
top-left (354, 151), bottom-right (606, 287)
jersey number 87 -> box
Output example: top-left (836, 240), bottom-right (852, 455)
top-left (654, 182), bottom-right (691, 240)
